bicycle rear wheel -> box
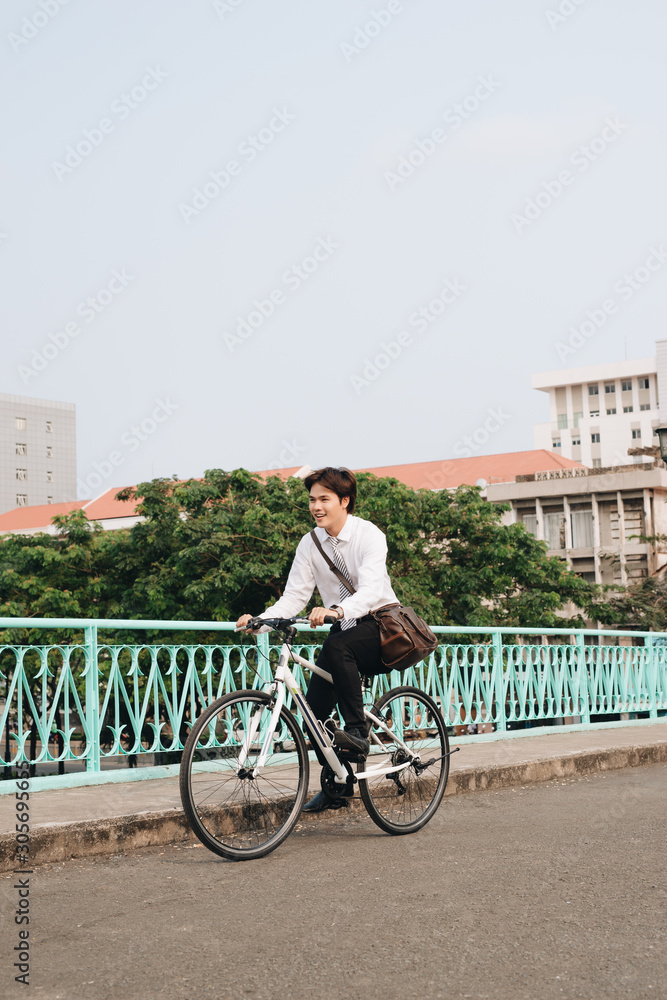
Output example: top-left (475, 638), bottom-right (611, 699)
top-left (358, 685), bottom-right (449, 835)
top-left (179, 690), bottom-right (309, 861)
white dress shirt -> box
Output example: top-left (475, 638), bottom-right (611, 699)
top-left (259, 514), bottom-right (399, 622)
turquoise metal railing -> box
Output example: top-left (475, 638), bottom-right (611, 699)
top-left (0, 618), bottom-right (665, 782)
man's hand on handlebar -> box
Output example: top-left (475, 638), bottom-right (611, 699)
top-left (236, 611), bottom-right (339, 633)
top-left (309, 607), bottom-right (340, 627)
top-left (235, 613), bottom-right (260, 633)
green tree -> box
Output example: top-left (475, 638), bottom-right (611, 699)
top-left (112, 469), bottom-right (597, 629)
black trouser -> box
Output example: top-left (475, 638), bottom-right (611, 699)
top-left (306, 616), bottom-right (384, 732)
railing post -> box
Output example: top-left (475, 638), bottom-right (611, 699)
top-left (255, 631), bottom-right (272, 686)
top-left (84, 625), bottom-right (100, 773)
top-left (576, 634), bottom-right (590, 725)
top-left (493, 631), bottom-right (506, 732)
top-left (646, 636), bottom-right (658, 720)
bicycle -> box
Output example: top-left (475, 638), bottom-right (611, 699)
top-left (179, 616), bottom-right (455, 861)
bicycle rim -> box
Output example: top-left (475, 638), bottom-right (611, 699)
top-left (358, 685), bottom-right (449, 835)
top-left (179, 691), bottom-right (309, 861)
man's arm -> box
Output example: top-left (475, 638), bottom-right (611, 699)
top-left (257, 535), bottom-right (316, 620)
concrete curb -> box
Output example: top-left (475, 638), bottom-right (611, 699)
top-left (2, 742), bottom-right (665, 871)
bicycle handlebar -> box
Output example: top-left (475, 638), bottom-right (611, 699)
top-left (235, 615), bottom-right (337, 635)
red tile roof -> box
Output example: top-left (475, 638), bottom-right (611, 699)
top-left (0, 500), bottom-right (86, 531)
top-left (256, 450), bottom-right (584, 491)
top-left (0, 450), bottom-right (585, 534)
top-left (0, 488), bottom-right (140, 534)
top-left (83, 490), bottom-right (141, 520)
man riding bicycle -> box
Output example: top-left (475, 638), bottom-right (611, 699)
top-left (236, 466), bottom-right (399, 812)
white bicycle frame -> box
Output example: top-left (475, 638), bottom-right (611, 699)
top-left (238, 631), bottom-right (422, 788)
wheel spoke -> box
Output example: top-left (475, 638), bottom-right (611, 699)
top-left (180, 692), bottom-right (309, 860)
top-left (359, 687), bottom-right (449, 835)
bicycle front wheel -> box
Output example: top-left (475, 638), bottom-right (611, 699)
top-left (179, 691), bottom-right (309, 861)
top-left (358, 685), bottom-right (449, 835)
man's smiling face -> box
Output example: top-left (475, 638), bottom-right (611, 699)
top-left (309, 484), bottom-right (349, 536)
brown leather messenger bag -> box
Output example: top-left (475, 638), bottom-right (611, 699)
top-left (309, 529), bottom-right (439, 671)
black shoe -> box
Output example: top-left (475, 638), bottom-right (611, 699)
top-left (334, 728), bottom-right (370, 758)
top-left (302, 790), bottom-right (349, 813)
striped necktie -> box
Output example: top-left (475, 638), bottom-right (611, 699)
top-left (329, 536), bottom-right (356, 630)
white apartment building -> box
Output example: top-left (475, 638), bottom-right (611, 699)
top-left (532, 343), bottom-right (665, 469)
top-left (0, 394), bottom-right (77, 514)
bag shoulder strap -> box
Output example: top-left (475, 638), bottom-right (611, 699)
top-left (309, 529), bottom-right (357, 594)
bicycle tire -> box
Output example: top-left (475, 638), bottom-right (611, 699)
top-left (358, 685), bottom-right (449, 835)
top-left (179, 690), bottom-right (309, 861)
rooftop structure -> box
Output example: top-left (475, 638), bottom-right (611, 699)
top-left (532, 343), bottom-right (665, 470)
top-left (255, 449), bottom-right (584, 491)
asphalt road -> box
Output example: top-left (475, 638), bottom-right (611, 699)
top-left (1, 764), bottom-right (665, 1000)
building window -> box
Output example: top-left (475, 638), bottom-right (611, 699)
top-left (577, 571), bottom-right (597, 583)
top-left (588, 384), bottom-right (599, 396)
top-left (606, 408), bottom-right (617, 415)
top-left (571, 511), bottom-right (594, 548)
top-left (522, 514), bottom-right (538, 537)
top-left (552, 439), bottom-right (561, 449)
top-left (621, 380), bottom-right (632, 392)
top-left (16, 469), bottom-right (27, 481)
top-left (591, 433), bottom-right (600, 443)
top-left (45, 420), bottom-right (52, 433)
top-left (631, 429), bottom-right (641, 439)
top-left (623, 406), bottom-right (633, 413)
top-left (46, 445), bottom-right (53, 458)
top-left (46, 471), bottom-right (53, 483)
top-left (589, 409), bottom-right (600, 417)
top-left (557, 413), bottom-right (568, 429)
top-left (573, 411), bottom-right (583, 428)
top-left (16, 494), bottom-right (27, 506)
top-left (605, 383), bottom-right (615, 394)
top-left (640, 403), bottom-right (650, 411)
top-left (47, 496), bottom-right (53, 504)
top-left (544, 512), bottom-right (566, 549)
top-left (592, 458), bottom-right (602, 467)
top-left (15, 417), bottom-right (26, 430)
top-left (572, 437), bottom-right (581, 446)
top-left (639, 377), bottom-right (649, 389)
top-left (15, 443), bottom-right (27, 455)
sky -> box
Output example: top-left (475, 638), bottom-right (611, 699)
top-left (2, 0), bottom-right (666, 498)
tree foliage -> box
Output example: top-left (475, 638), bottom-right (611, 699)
top-left (0, 469), bottom-right (600, 635)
